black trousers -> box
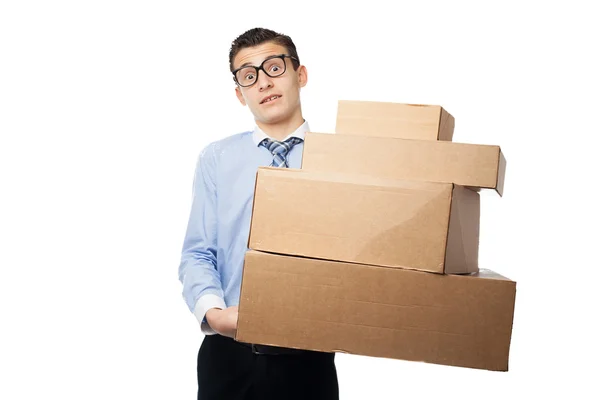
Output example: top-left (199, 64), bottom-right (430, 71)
top-left (197, 334), bottom-right (339, 400)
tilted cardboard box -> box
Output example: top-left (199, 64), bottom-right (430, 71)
top-left (302, 132), bottom-right (506, 196)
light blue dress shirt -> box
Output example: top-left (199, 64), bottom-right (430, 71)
top-left (178, 120), bottom-right (309, 334)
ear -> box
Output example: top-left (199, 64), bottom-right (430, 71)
top-left (297, 65), bottom-right (308, 88)
top-left (235, 86), bottom-right (247, 106)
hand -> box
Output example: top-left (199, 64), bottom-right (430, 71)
top-left (205, 306), bottom-right (239, 339)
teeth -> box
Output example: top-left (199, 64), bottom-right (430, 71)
top-left (264, 95), bottom-right (279, 103)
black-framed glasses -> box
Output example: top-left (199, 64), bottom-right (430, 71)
top-left (232, 54), bottom-right (299, 88)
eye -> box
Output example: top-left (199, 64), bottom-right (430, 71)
top-left (244, 73), bottom-right (255, 81)
top-left (269, 65), bottom-right (281, 73)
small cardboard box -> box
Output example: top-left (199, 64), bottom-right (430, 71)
top-left (335, 100), bottom-right (455, 141)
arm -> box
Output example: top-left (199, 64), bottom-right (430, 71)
top-left (178, 143), bottom-right (226, 335)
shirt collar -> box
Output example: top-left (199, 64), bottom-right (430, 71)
top-left (252, 120), bottom-right (310, 146)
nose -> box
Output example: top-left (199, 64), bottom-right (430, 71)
top-left (256, 69), bottom-right (273, 91)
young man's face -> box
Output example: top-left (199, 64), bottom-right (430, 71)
top-left (233, 42), bottom-right (307, 126)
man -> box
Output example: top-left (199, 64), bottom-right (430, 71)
top-left (178, 27), bottom-right (339, 400)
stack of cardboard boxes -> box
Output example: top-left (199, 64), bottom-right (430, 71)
top-left (235, 100), bottom-right (517, 371)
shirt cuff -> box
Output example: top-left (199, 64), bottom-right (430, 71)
top-left (194, 294), bottom-right (227, 336)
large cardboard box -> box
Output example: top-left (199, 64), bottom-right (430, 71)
top-left (236, 250), bottom-right (517, 371)
top-left (336, 100), bottom-right (455, 141)
top-left (248, 167), bottom-right (480, 274)
top-left (302, 132), bottom-right (506, 196)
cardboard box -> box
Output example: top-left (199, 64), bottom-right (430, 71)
top-left (236, 250), bottom-right (517, 372)
top-left (335, 100), bottom-right (455, 141)
top-left (249, 167), bottom-right (480, 274)
top-left (302, 132), bottom-right (506, 196)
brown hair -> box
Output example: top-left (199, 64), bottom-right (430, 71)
top-left (229, 27), bottom-right (300, 72)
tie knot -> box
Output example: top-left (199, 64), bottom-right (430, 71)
top-left (260, 137), bottom-right (303, 167)
top-left (261, 137), bottom-right (303, 155)
top-left (262, 137), bottom-right (302, 154)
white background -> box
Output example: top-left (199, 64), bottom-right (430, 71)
top-left (1, 1), bottom-right (599, 399)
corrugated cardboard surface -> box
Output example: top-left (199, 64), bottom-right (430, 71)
top-left (248, 167), bottom-right (479, 274)
top-left (302, 132), bottom-right (506, 196)
top-left (335, 100), bottom-right (455, 141)
top-left (236, 250), bottom-right (516, 371)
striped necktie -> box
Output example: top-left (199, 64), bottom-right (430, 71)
top-left (260, 137), bottom-right (304, 168)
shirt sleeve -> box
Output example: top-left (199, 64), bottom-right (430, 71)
top-left (178, 143), bottom-right (225, 334)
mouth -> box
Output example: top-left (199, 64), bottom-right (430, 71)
top-left (260, 94), bottom-right (282, 104)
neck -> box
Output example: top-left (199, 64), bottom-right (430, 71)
top-left (256, 110), bottom-right (305, 141)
